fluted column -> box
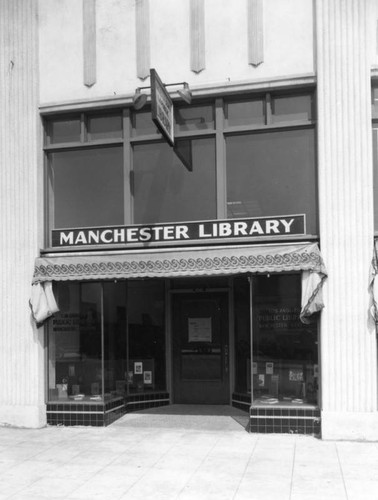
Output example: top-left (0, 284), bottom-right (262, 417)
top-left (0, 0), bottom-right (45, 427)
top-left (316, 0), bottom-right (377, 439)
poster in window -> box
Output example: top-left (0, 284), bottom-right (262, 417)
top-left (134, 362), bottom-right (143, 374)
top-left (188, 317), bottom-right (212, 342)
top-left (266, 362), bottom-right (274, 375)
top-left (289, 369), bottom-right (304, 382)
top-left (144, 371), bottom-right (152, 385)
top-left (52, 312), bottom-right (81, 359)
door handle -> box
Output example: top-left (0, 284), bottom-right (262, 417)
top-left (224, 344), bottom-right (229, 374)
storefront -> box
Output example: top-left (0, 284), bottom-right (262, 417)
top-left (3, 0), bottom-right (378, 440)
top-left (30, 89), bottom-right (327, 432)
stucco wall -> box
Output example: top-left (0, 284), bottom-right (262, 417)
top-left (38, 0), bottom-right (315, 104)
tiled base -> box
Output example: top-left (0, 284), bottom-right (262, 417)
top-left (249, 406), bottom-right (321, 436)
top-left (46, 393), bottom-right (170, 427)
top-left (125, 392), bottom-right (170, 412)
top-left (232, 393), bottom-right (251, 413)
top-left (47, 398), bottom-right (126, 427)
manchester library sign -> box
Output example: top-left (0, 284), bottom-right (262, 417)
top-left (52, 215), bottom-right (305, 248)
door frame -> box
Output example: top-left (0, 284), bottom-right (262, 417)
top-left (167, 279), bottom-right (234, 405)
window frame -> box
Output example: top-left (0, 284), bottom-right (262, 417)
top-left (42, 88), bottom-right (317, 249)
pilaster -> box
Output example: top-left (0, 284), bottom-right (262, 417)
top-left (0, 0), bottom-right (45, 428)
top-left (316, 0), bottom-right (377, 439)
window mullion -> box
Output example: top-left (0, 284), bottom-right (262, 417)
top-left (215, 98), bottom-right (226, 219)
top-left (123, 108), bottom-right (133, 224)
top-left (266, 92), bottom-right (272, 125)
top-left (80, 112), bottom-right (87, 142)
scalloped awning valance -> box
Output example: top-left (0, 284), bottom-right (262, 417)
top-left (31, 243), bottom-right (327, 326)
top-left (32, 243), bottom-right (326, 283)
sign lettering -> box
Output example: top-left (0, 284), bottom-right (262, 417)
top-left (151, 68), bottom-right (174, 145)
top-left (51, 215), bottom-right (305, 248)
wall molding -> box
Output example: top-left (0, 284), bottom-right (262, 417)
top-left (248, 0), bottom-right (264, 67)
top-left (83, 0), bottom-right (96, 87)
top-left (135, 0), bottom-right (150, 80)
top-left (190, 0), bottom-right (205, 73)
top-left (39, 73), bottom-right (316, 114)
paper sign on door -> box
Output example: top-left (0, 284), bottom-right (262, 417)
top-left (188, 317), bottom-right (212, 342)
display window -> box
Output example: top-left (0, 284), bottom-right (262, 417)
top-left (252, 273), bottom-right (318, 406)
top-left (48, 280), bottom-right (165, 403)
top-left (233, 274), bottom-right (319, 406)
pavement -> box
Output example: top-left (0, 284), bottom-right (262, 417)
top-left (0, 405), bottom-right (377, 500)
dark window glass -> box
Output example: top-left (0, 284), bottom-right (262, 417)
top-left (372, 87), bottom-right (378, 119)
top-left (175, 105), bottom-right (214, 132)
top-left (252, 274), bottom-right (318, 406)
top-left (49, 146), bottom-right (124, 229)
top-left (103, 282), bottom-right (128, 398)
top-left (128, 280), bottom-right (166, 392)
top-left (132, 109), bottom-right (159, 136)
top-left (272, 94), bottom-right (312, 123)
top-left (225, 99), bottom-right (265, 127)
top-left (49, 117), bottom-right (81, 144)
top-left (87, 113), bottom-right (122, 140)
top-left (48, 282), bottom-right (103, 402)
top-left (226, 129), bottom-right (317, 234)
top-left (170, 276), bottom-right (229, 289)
top-left (48, 280), bottom-right (166, 402)
top-left (133, 138), bottom-right (216, 224)
top-left (234, 277), bottom-right (251, 394)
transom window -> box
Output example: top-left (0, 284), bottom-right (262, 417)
top-left (43, 90), bottom-right (317, 247)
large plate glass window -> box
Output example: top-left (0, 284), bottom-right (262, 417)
top-left (226, 129), bottom-right (317, 234)
top-left (132, 138), bottom-right (216, 224)
top-left (225, 92), bottom-right (316, 234)
top-left (44, 93), bottom-right (317, 239)
top-left (252, 274), bottom-right (319, 406)
top-left (47, 147), bottom-right (124, 229)
top-left (48, 282), bottom-right (103, 402)
top-left (47, 280), bottom-right (166, 403)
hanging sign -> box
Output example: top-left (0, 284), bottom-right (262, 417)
top-left (52, 214), bottom-right (305, 248)
top-left (151, 68), bottom-right (174, 146)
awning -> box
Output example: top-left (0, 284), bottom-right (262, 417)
top-left (32, 242), bottom-right (326, 283)
top-left (31, 243), bottom-right (327, 325)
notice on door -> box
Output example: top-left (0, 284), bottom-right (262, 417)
top-left (188, 317), bottom-right (212, 342)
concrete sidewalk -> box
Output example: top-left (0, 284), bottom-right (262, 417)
top-left (0, 406), bottom-right (377, 500)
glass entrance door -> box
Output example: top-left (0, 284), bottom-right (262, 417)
top-left (172, 292), bottom-right (229, 404)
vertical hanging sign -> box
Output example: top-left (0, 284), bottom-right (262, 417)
top-left (150, 68), bottom-right (174, 146)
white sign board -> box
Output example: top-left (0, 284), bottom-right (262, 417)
top-left (151, 68), bottom-right (174, 146)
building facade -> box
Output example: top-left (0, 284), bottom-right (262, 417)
top-left (1, 0), bottom-right (378, 440)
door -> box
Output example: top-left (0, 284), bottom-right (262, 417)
top-left (172, 292), bottom-right (229, 404)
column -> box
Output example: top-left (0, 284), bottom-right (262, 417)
top-left (316, 0), bottom-right (378, 439)
top-left (0, 0), bottom-right (45, 427)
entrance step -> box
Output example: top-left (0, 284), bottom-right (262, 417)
top-left (112, 404), bottom-right (249, 431)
